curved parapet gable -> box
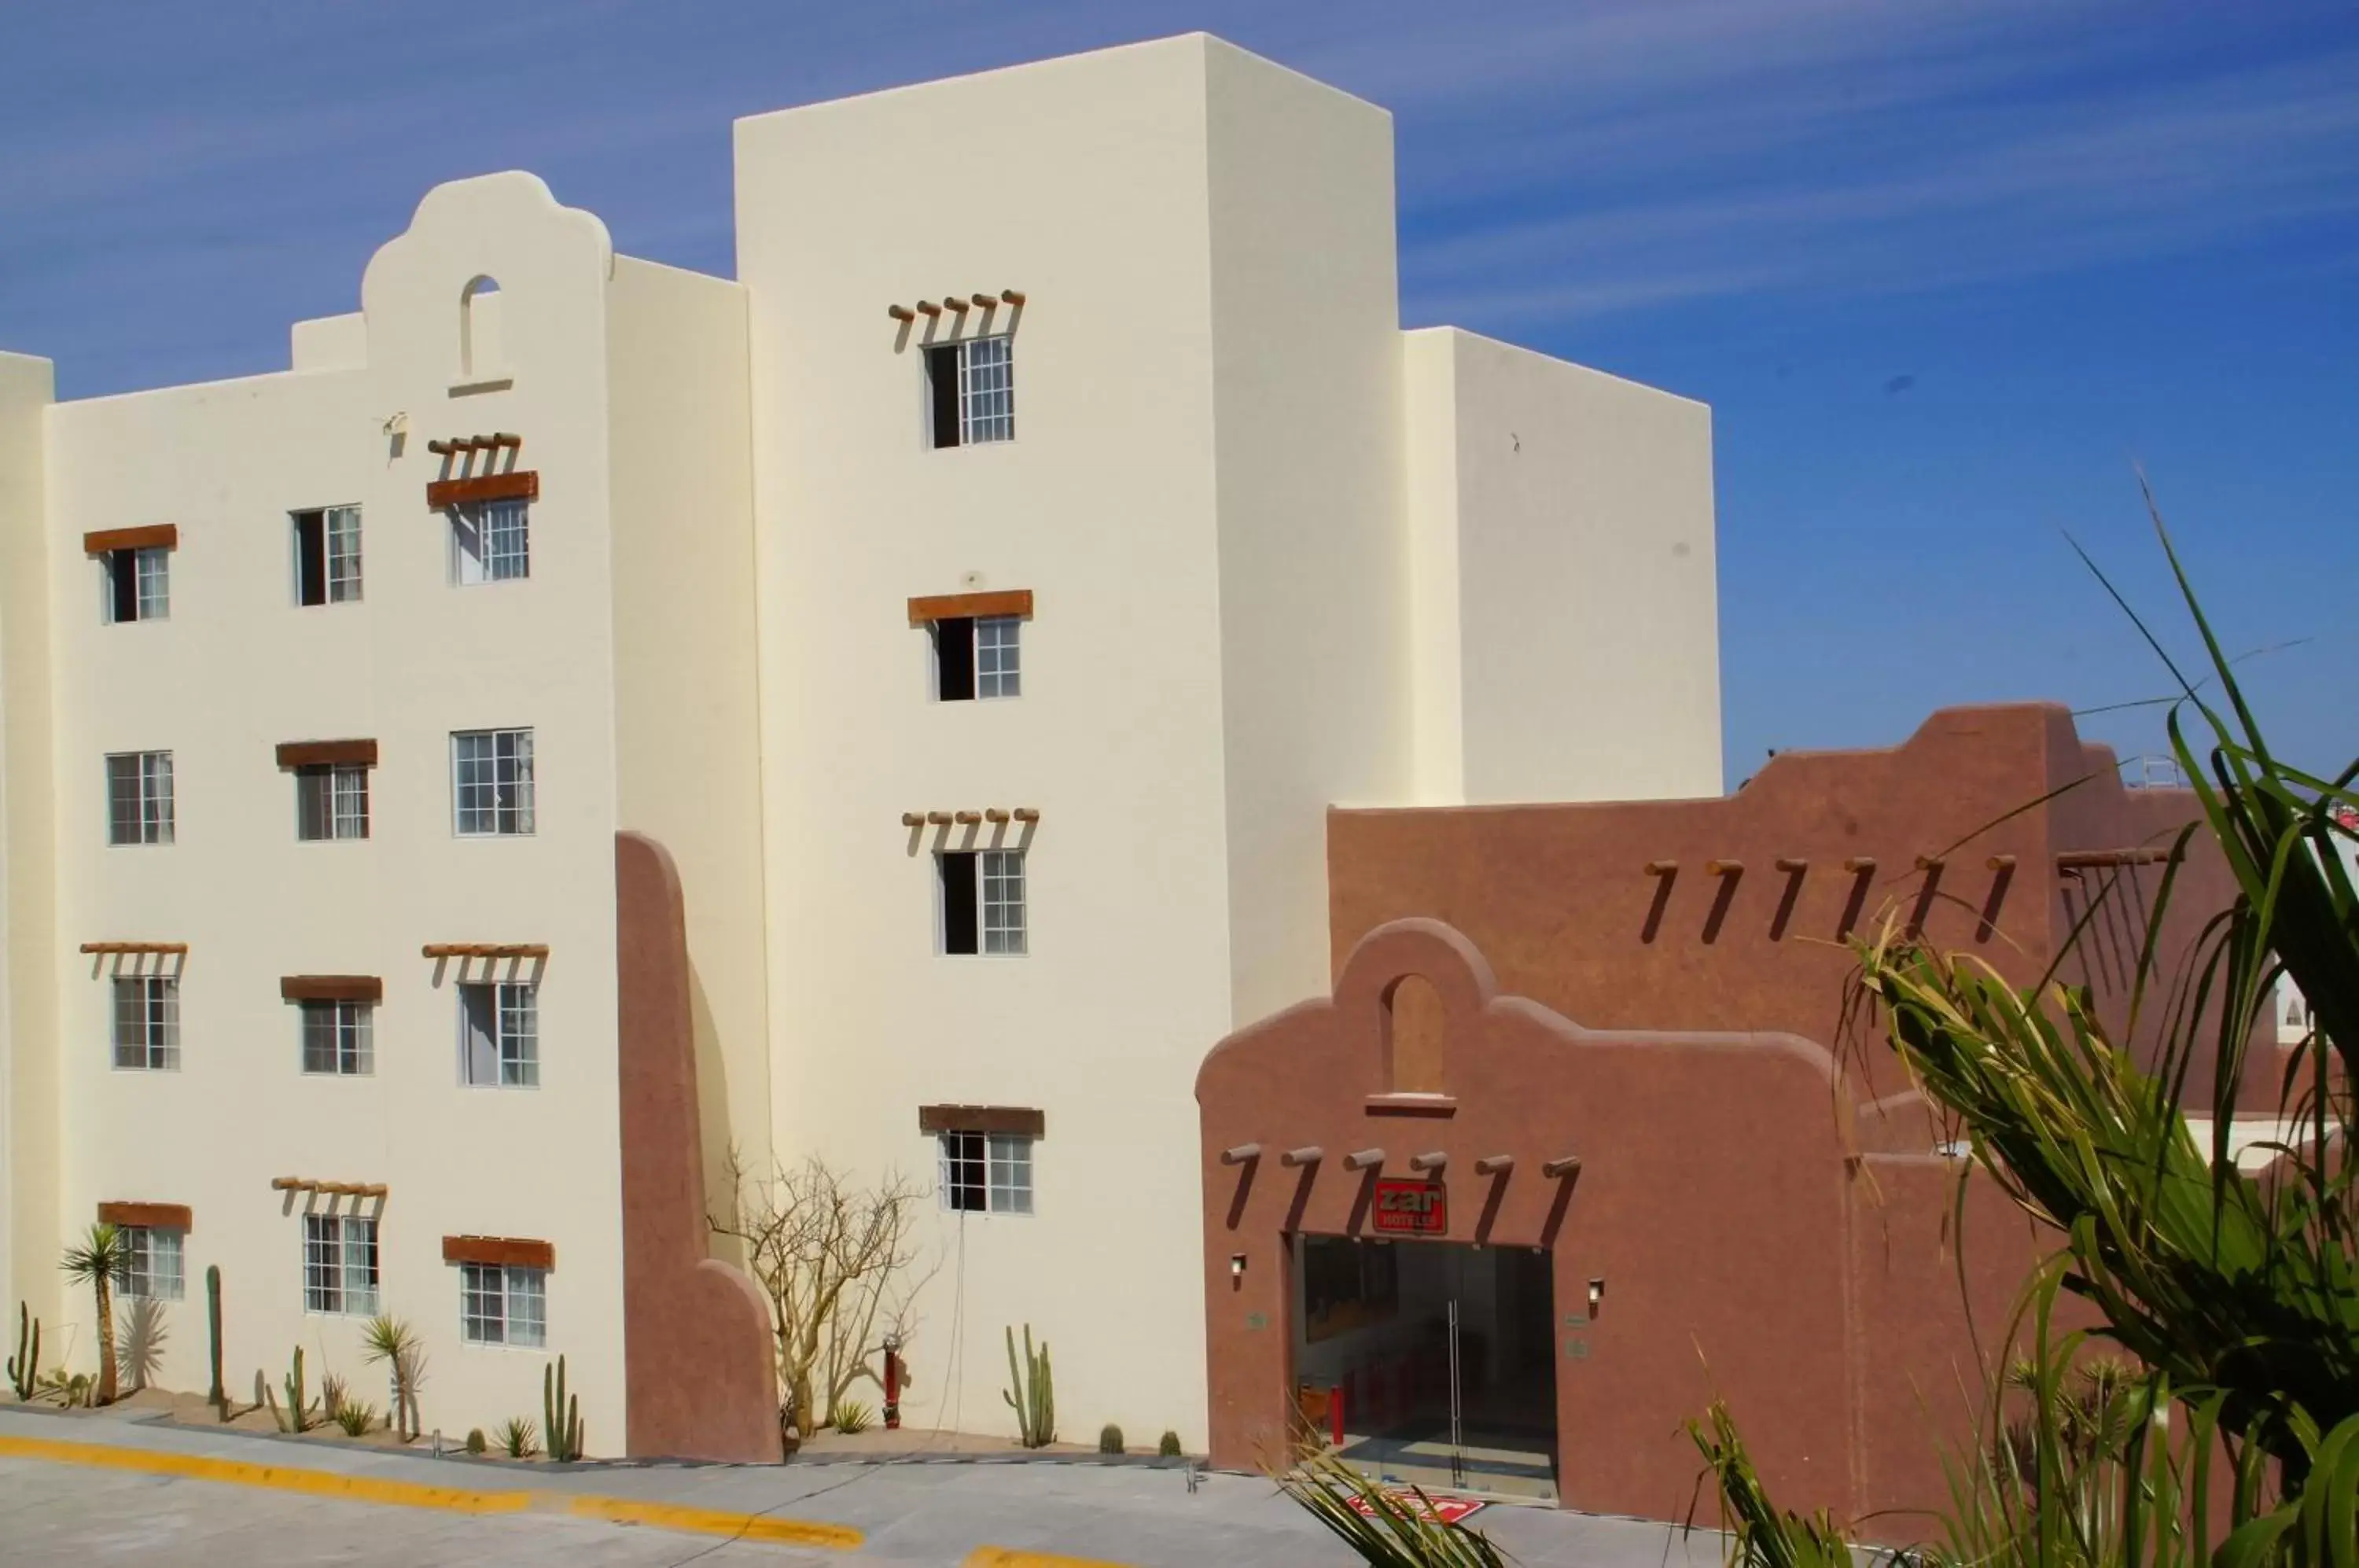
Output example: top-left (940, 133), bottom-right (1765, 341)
top-left (616, 830), bottom-right (780, 1463)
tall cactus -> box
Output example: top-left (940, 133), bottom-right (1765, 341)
top-left (8, 1303), bottom-right (39, 1401)
top-left (1003, 1324), bottom-right (1054, 1448)
top-left (543, 1355), bottom-right (584, 1461)
top-left (268, 1345), bottom-right (322, 1433)
top-left (204, 1266), bottom-right (224, 1418)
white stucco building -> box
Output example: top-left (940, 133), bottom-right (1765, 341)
top-left (0, 34), bottom-right (1719, 1452)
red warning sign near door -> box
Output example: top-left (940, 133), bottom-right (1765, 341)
top-left (1371, 1178), bottom-right (1448, 1235)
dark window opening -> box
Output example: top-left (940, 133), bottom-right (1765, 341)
top-left (295, 511), bottom-right (327, 605)
top-left (940, 1129), bottom-right (986, 1211)
top-left (927, 344), bottom-right (962, 448)
top-left (934, 617), bottom-right (976, 701)
top-left (940, 850), bottom-right (979, 955)
top-left (107, 551), bottom-right (138, 622)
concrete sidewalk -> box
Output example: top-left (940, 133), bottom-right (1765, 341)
top-left (0, 1404), bottom-right (1730, 1566)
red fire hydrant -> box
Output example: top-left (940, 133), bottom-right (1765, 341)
top-left (881, 1334), bottom-right (903, 1430)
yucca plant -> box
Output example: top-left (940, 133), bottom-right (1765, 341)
top-left (1272, 1446), bottom-right (1517, 1567)
top-left (495, 1416), bottom-right (537, 1458)
top-left (57, 1223), bottom-right (127, 1406)
top-left (359, 1316), bottom-right (425, 1441)
top-left (1686, 1400), bottom-right (1864, 1568)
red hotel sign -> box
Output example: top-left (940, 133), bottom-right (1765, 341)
top-left (1371, 1178), bottom-right (1448, 1235)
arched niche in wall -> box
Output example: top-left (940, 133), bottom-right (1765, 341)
top-left (1381, 973), bottom-right (1447, 1094)
top-left (458, 274), bottom-right (506, 381)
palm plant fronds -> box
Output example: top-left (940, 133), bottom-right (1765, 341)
top-left (58, 1222), bottom-right (128, 1406)
top-left (1685, 1400), bottom-right (1860, 1568)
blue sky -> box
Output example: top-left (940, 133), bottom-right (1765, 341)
top-left (5, 2), bottom-right (2353, 789)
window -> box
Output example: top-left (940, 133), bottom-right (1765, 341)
top-left (112, 977), bottom-right (179, 1070)
top-left (452, 499), bottom-right (529, 583)
top-left (105, 751), bottom-right (174, 845)
top-left (119, 1227), bottom-right (186, 1302)
top-left (938, 1131), bottom-right (1033, 1215)
top-left (933, 616), bottom-right (1021, 701)
top-left (460, 981), bottom-right (539, 1087)
top-left (926, 335), bottom-right (1014, 447)
top-left (459, 1263), bottom-right (547, 1347)
top-left (295, 764), bottom-right (370, 841)
top-left (293, 506), bottom-right (362, 605)
top-left (300, 1000), bottom-right (373, 1077)
top-left (102, 547), bottom-right (170, 624)
top-left (938, 848), bottom-right (1026, 955)
top-left (303, 1213), bottom-right (379, 1316)
top-left (451, 729), bottom-right (534, 836)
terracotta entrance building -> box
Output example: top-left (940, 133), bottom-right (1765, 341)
top-left (1197, 705), bottom-right (2261, 1533)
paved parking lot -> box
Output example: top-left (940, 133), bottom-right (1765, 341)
top-left (0, 1407), bottom-right (1730, 1566)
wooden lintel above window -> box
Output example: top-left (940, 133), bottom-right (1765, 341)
top-left (275, 738), bottom-right (378, 770)
top-left (79, 940), bottom-right (187, 956)
top-left (421, 942), bottom-right (549, 961)
top-left (270, 1176), bottom-right (387, 1198)
top-left (441, 1235), bottom-right (555, 1270)
top-left (907, 589), bottom-right (1033, 626)
top-left (280, 975), bottom-right (384, 1003)
top-left (425, 469), bottom-right (539, 510)
top-left (98, 1201), bottom-right (192, 1232)
top-left (83, 525), bottom-right (178, 555)
top-left (917, 1104), bottom-right (1046, 1138)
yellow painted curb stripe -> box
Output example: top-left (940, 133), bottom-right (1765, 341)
top-left (963, 1548), bottom-right (1135, 1568)
top-left (0, 1432), bottom-right (532, 1515)
top-left (569, 1494), bottom-right (864, 1549)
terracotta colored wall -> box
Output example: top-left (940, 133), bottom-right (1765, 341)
top-left (1197, 918), bottom-right (2054, 1534)
top-left (1327, 704), bottom-right (2270, 1108)
top-left (616, 831), bottom-right (781, 1462)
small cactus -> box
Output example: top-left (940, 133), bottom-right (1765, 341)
top-left (269, 1347), bottom-right (322, 1433)
top-left (1099, 1423), bottom-right (1124, 1455)
top-left (9, 1302), bottom-right (39, 1401)
top-left (1159, 1430), bottom-right (1183, 1457)
top-left (465, 1427), bottom-right (487, 1455)
top-left (205, 1267), bottom-right (225, 1417)
top-left (543, 1356), bottom-right (584, 1461)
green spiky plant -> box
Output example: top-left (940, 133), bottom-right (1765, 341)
top-left (1690, 491), bottom-right (2359, 1566)
top-left (495, 1416), bottom-right (537, 1458)
top-left (57, 1223), bottom-right (127, 1406)
top-left (829, 1398), bottom-right (873, 1434)
top-left (543, 1356), bottom-right (583, 1461)
top-left (1003, 1324), bottom-right (1055, 1448)
top-left (1273, 1445), bottom-right (1517, 1568)
top-left (360, 1316), bottom-right (423, 1441)
top-left (9, 1302), bottom-right (40, 1401)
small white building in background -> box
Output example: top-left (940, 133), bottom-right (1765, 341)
top-left (0, 35), bottom-right (1720, 1450)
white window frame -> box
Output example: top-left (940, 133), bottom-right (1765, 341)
top-left (974, 616), bottom-right (1021, 699)
top-left (300, 999), bottom-right (374, 1077)
top-left (296, 763), bottom-right (370, 841)
top-left (937, 1130), bottom-right (1034, 1216)
top-left (981, 848), bottom-right (1026, 955)
top-left (105, 751), bottom-right (174, 846)
top-left (458, 1261), bottom-right (547, 1348)
top-left (325, 505), bottom-right (363, 602)
top-left (459, 981), bottom-right (539, 1088)
top-left (451, 728), bottom-right (535, 837)
top-left (103, 547), bottom-right (171, 624)
top-left (452, 499), bottom-right (530, 585)
top-left (111, 976), bottom-right (179, 1071)
top-left (301, 1213), bottom-right (379, 1316)
top-left (118, 1226), bottom-right (186, 1302)
top-left (959, 335), bottom-right (1014, 444)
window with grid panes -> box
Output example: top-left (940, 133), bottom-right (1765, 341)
top-left (300, 1000), bottom-right (373, 1076)
top-left (938, 1130), bottom-right (1033, 1215)
top-left (451, 728), bottom-right (533, 836)
top-left (296, 763), bottom-right (370, 841)
top-left (102, 547), bottom-right (170, 624)
top-left (973, 617), bottom-right (1021, 698)
top-left (119, 1226), bottom-right (185, 1301)
top-left (459, 981), bottom-right (538, 1087)
top-left (293, 506), bottom-right (363, 606)
top-left (112, 977), bottom-right (179, 1070)
top-left (452, 499), bottom-right (529, 584)
top-left (302, 1213), bottom-right (378, 1315)
top-left (458, 1263), bottom-right (547, 1347)
top-left (926, 336), bottom-right (1014, 447)
top-left (105, 751), bottom-right (174, 845)
top-left (937, 848), bottom-right (1027, 955)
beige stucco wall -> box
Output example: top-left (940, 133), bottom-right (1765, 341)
top-left (0, 351), bottom-right (58, 1328)
top-left (605, 255), bottom-right (773, 1204)
top-left (1404, 326), bottom-right (1723, 804)
top-left (737, 37), bottom-right (1238, 1446)
top-left (34, 173), bottom-right (631, 1444)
